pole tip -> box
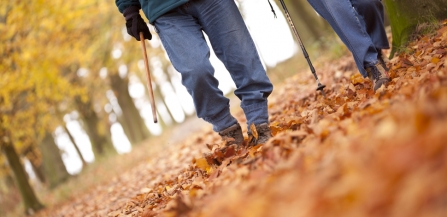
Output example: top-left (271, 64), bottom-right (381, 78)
top-left (316, 83), bottom-right (327, 99)
top-left (316, 84), bottom-right (326, 91)
top-left (321, 90), bottom-right (327, 99)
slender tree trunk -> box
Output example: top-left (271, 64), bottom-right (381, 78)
top-left (62, 124), bottom-right (87, 168)
top-left (29, 158), bottom-right (46, 184)
top-left (4, 172), bottom-right (17, 192)
top-left (289, 0), bottom-right (331, 41)
top-left (2, 143), bottom-right (44, 214)
top-left (23, 147), bottom-right (47, 184)
top-left (109, 72), bottom-right (150, 145)
top-left (55, 107), bottom-right (88, 168)
top-left (383, 0), bottom-right (447, 56)
top-left (75, 97), bottom-right (115, 156)
top-left (39, 132), bottom-right (70, 189)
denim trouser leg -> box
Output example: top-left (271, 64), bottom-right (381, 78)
top-left (351, 0), bottom-right (390, 49)
top-left (154, 0), bottom-right (273, 132)
top-left (307, 0), bottom-right (387, 77)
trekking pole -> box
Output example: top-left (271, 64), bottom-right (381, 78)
top-left (140, 32), bottom-right (158, 123)
top-left (277, 0), bottom-right (327, 98)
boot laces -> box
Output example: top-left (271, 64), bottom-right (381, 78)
top-left (369, 64), bottom-right (386, 82)
top-left (373, 67), bottom-right (382, 81)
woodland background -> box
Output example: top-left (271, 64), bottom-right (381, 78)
top-left (1, 0), bottom-right (447, 216)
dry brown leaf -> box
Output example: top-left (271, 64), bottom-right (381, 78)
top-left (195, 158), bottom-right (211, 172)
top-left (431, 57), bottom-right (441, 64)
top-left (141, 209), bottom-right (157, 217)
top-left (250, 123), bottom-right (258, 140)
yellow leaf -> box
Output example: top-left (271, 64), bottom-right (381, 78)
top-left (431, 57), bottom-right (440, 64)
top-left (250, 123), bottom-right (258, 140)
top-left (350, 73), bottom-right (364, 85)
top-left (270, 125), bottom-right (282, 136)
top-left (195, 158), bottom-right (211, 173)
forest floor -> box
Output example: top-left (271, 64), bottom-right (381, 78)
top-left (30, 23), bottom-right (447, 217)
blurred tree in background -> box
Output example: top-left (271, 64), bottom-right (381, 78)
top-left (383, 0), bottom-right (447, 56)
top-left (288, 0), bottom-right (331, 42)
top-left (0, 0), bottom-right (93, 213)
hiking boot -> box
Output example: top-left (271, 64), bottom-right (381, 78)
top-left (248, 123), bottom-right (272, 145)
top-left (366, 62), bottom-right (390, 92)
top-left (377, 51), bottom-right (390, 71)
top-left (218, 123), bottom-right (244, 146)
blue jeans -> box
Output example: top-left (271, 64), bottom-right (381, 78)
top-left (154, 0), bottom-right (273, 132)
top-left (307, 0), bottom-right (389, 77)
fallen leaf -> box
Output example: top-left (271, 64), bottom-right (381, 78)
top-left (195, 158), bottom-right (211, 172)
top-left (431, 57), bottom-right (440, 64)
top-left (250, 123), bottom-right (258, 140)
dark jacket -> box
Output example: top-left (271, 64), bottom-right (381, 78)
top-left (116, 0), bottom-right (189, 24)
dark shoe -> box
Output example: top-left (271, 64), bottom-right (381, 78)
top-left (218, 123), bottom-right (244, 146)
top-left (366, 62), bottom-right (390, 92)
top-left (248, 123), bottom-right (272, 145)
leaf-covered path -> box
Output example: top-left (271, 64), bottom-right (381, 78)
top-left (35, 25), bottom-right (447, 217)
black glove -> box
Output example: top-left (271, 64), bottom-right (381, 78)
top-left (123, 6), bottom-right (152, 41)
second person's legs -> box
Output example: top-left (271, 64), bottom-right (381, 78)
top-left (189, 0), bottom-right (274, 131)
top-left (351, 0), bottom-right (390, 70)
top-left (307, 0), bottom-right (379, 77)
top-left (351, 0), bottom-right (389, 50)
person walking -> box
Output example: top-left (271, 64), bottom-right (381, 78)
top-left (307, 0), bottom-right (391, 92)
top-left (115, 0), bottom-right (273, 145)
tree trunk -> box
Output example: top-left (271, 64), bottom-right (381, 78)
top-left (39, 132), bottom-right (70, 189)
top-left (23, 146), bottom-right (47, 184)
top-left (2, 143), bottom-right (44, 214)
top-left (75, 96), bottom-right (115, 156)
top-left (29, 158), bottom-right (46, 184)
top-left (109, 72), bottom-right (150, 145)
top-left (383, 0), bottom-right (447, 56)
top-left (4, 172), bottom-right (17, 192)
top-left (62, 124), bottom-right (87, 168)
top-left (289, 0), bottom-right (331, 41)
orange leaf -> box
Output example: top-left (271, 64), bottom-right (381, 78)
top-left (431, 57), bottom-right (440, 64)
top-left (350, 73), bottom-right (364, 85)
top-left (250, 123), bottom-right (258, 140)
top-left (195, 158), bottom-right (211, 172)
top-left (270, 125), bottom-right (283, 136)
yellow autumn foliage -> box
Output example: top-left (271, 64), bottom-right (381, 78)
top-left (0, 0), bottom-right (119, 160)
